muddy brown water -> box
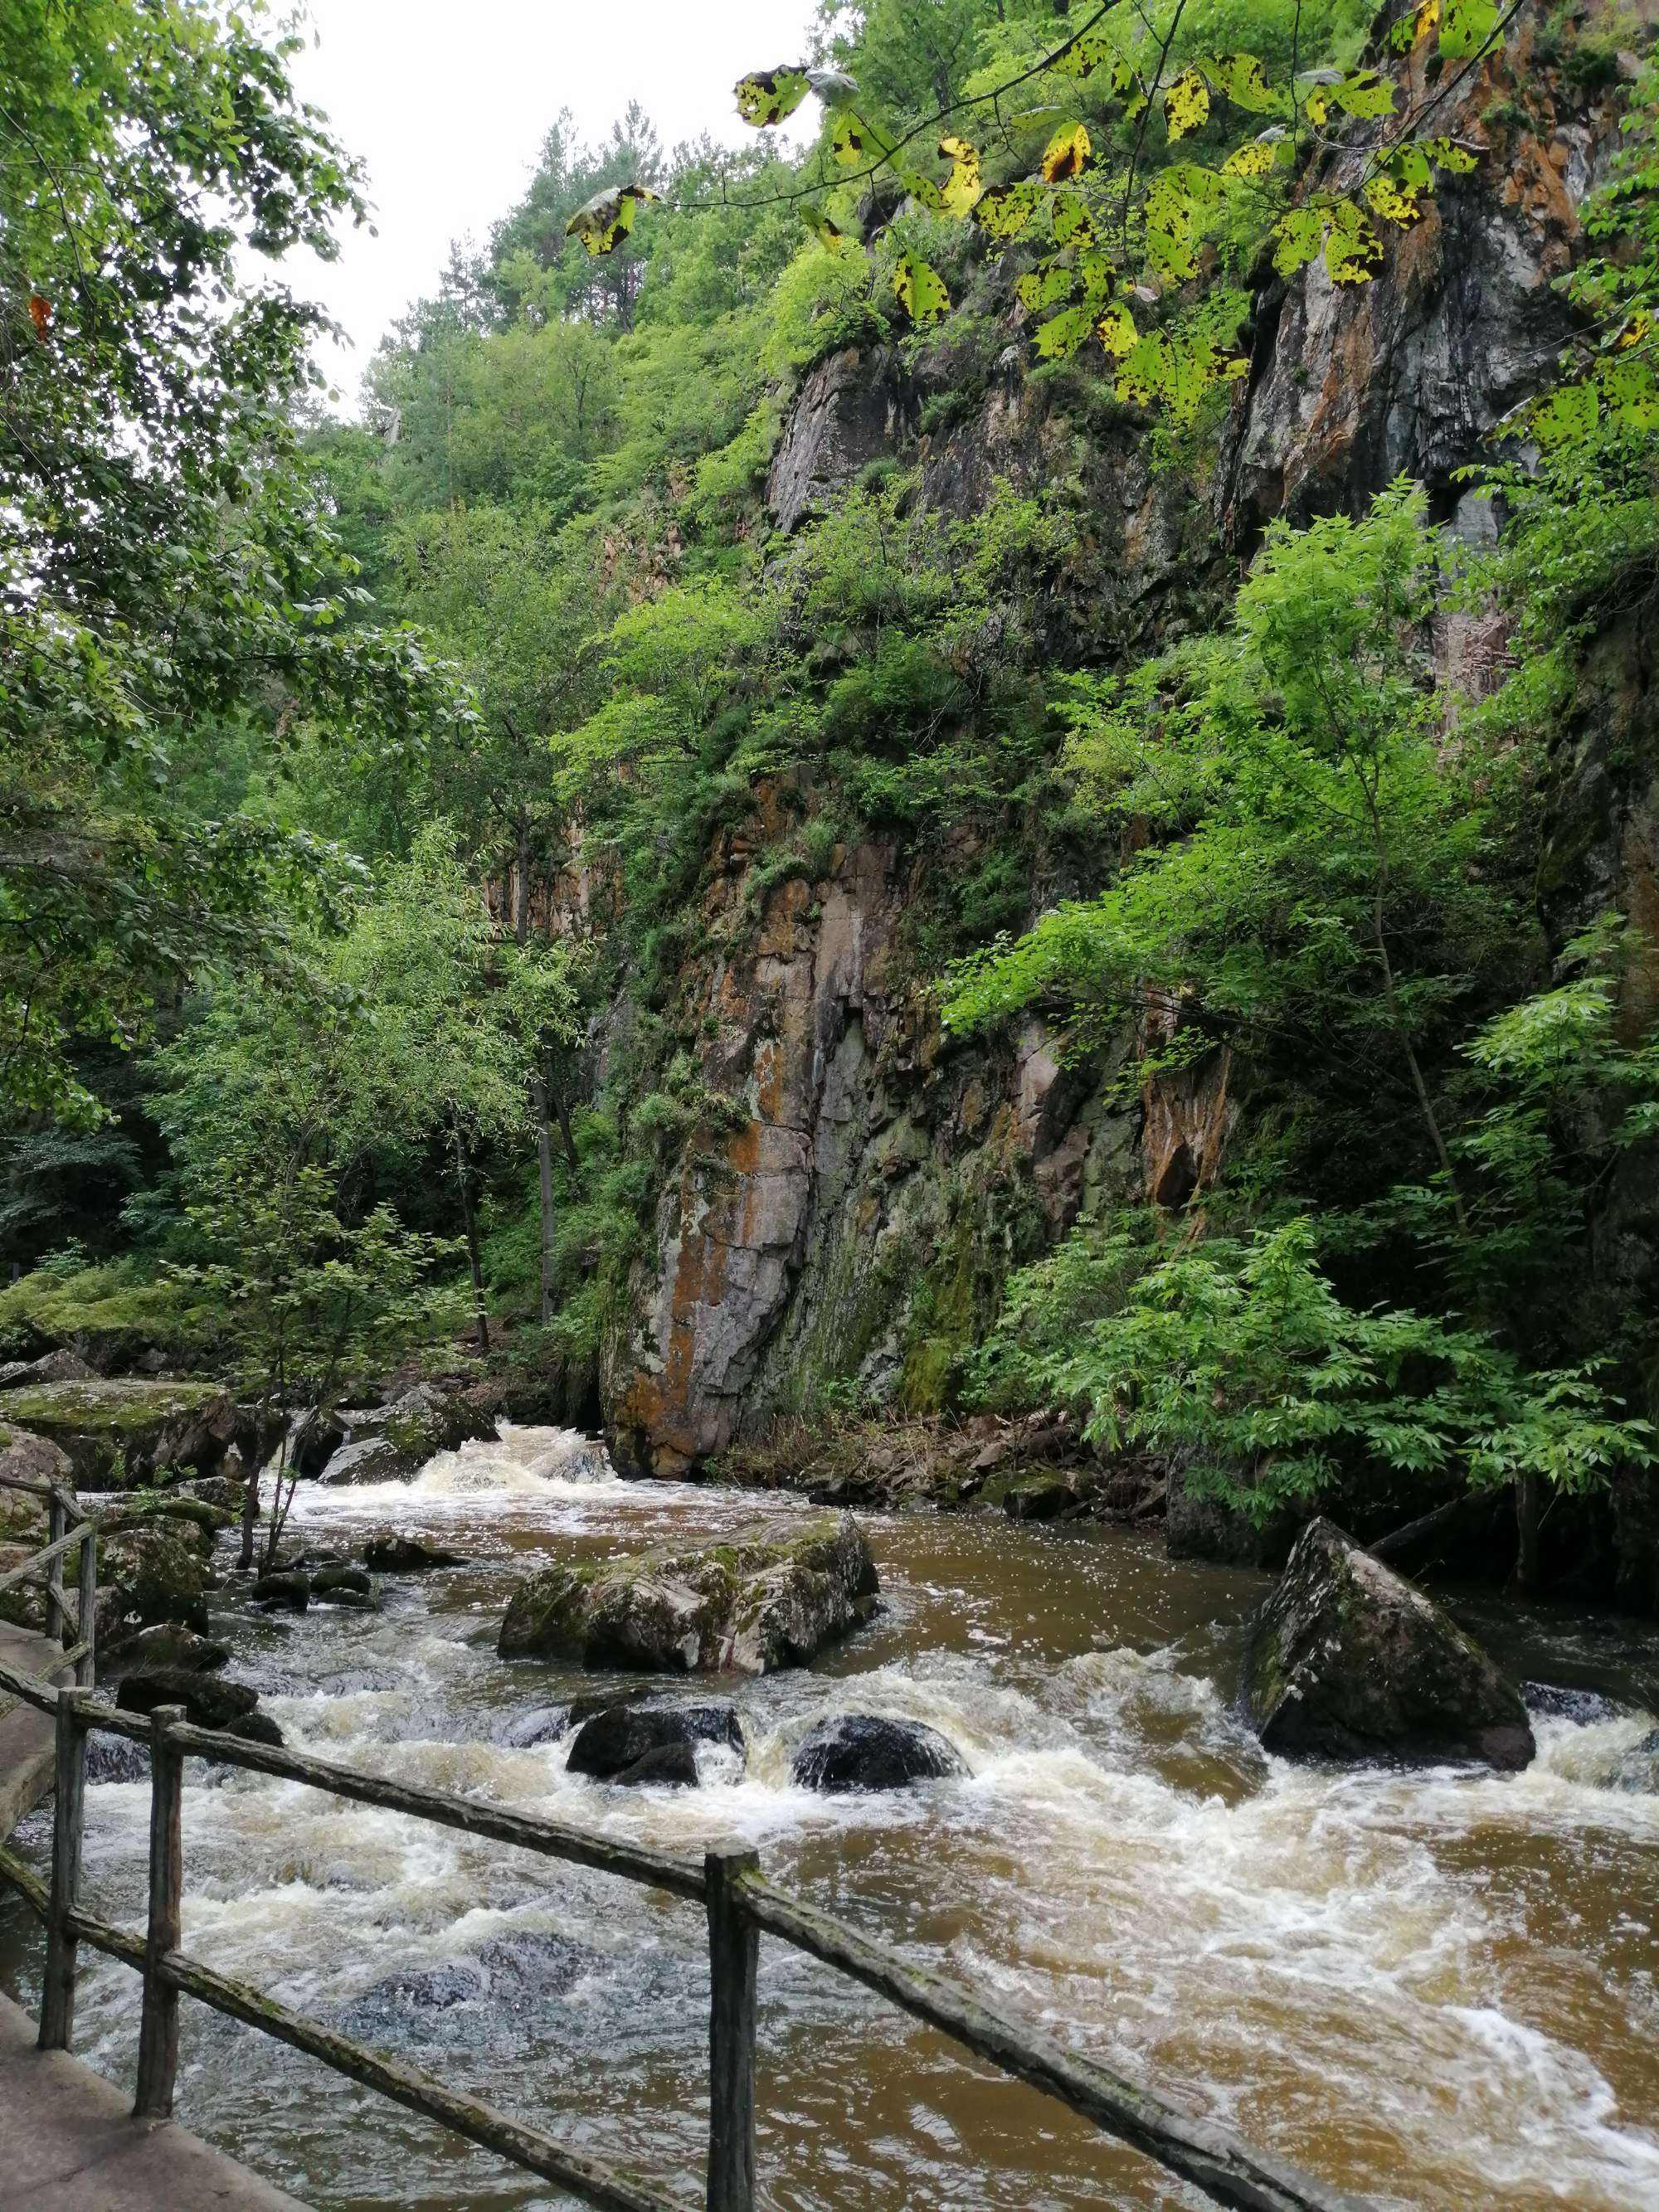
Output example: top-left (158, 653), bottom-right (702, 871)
top-left (2, 1426), bottom-right (1657, 2210)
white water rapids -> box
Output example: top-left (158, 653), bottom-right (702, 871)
top-left (3, 1424), bottom-right (1657, 2210)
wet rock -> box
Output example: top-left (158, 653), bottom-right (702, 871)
top-left (791, 1714), bottom-right (968, 1793)
top-left (311, 1565), bottom-right (372, 1600)
top-left (497, 1705), bottom-right (572, 1750)
top-left (121, 1624), bottom-right (229, 1675)
top-left (117, 1667), bottom-right (259, 1730)
top-left (612, 1743), bottom-right (699, 1788)
top-left (362, 1530), bottom-right (466, 1573)
top-left (251, 1570), bottom-right (310, 1612)
top-left (223, 1709), bottom-right (285, 1749)
top-left (566, 1702), bottom-right (744, 1785)
top-left (322, 1383), bottom-right (499, 1483)
top-left (86, 1733), bottom-right (149, 1784)
top-left (1242, 1519), bottom-right (1535, 1771)
top-left (0, 1379), bottom-right (236, 1489)
top-left (1607, 1728), bottom-right (1659, 1794)
top-left (1523, 1681), bottom-right (1623, 1725)
top-left (94, 1492), bottom-right (234, 1553)
top-left (316, 1437), bottom-right (407, 1486)
top-left (497, 1513), bottom-right (878, 1674)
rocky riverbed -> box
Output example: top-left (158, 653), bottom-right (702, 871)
top-left (2, 1423), bottom-right (1657, 2211)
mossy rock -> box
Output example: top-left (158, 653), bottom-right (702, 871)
top-left (2, 1380), bottom-right (235, 1488)
top-left (1242, 1518), bottom-right (1535, 1771)
top-left (98, 1521), bottom-right (213, 1646)
top-left (499, 1512), bottom-right (879, 1675)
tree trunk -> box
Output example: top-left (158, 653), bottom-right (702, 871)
top-left (1514, 1471), bottom-right (1542, 1595)
top-left (551, 1084), bottom-right (580, 1176)
top-left (237, 1460), bottom-right (260, 1574)
top-left (451, 1118), bottom-right (490, 1354)
top-left (531, 1069), bottom-right (557, 1325)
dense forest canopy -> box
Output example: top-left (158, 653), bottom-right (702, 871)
top-left (3, 0), bottom-right (1658, 1596)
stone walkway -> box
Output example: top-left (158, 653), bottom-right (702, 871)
top-left (0, 1996), bottom-right (309, 2209)
top-left (2, 1629), bottom-right (311, 2208)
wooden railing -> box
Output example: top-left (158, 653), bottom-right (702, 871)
top-left (0, 1470), bottom-right (1366, 2212)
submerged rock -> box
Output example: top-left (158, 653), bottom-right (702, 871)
top-left (362, 1530), bottom-right (467, 1573)
top-left (791, 1714), bottom-right (967, 1793)
top-left (311, 1564), bottom-right (373, 1601)
top-left (496, 1512), bottom-right (878, 1673)
top-left (566, 1702), bottom-right (744, 1787)
top-left (1608, 1728), bottom-right (1659, 1795)
top-left (251, 1569), bottom-right (310, 1612)
top-left (1242, 1519), bottom-right (1535, 1771)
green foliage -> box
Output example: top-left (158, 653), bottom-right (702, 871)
top-left (976, 1217), bottom-right (1656, 1524)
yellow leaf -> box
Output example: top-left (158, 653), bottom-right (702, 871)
top-left (733, 67), bottom-right (810, 128)
top-left (1034, 303), bottom-right (1095, 359)
top-left (1365, 174), bottom-right (1422, 226)
top-left (800, 205), bottom-right (854, 255)
top-left (1097, 302), bottom-right (1138, 357)
top-left (1223, 140), bottom-right (1277, 179)
top-left (973, 180), bottom-right (1046, 239)
top-left (1016, 262), bottom-right (1078, 311)
top-left (1618, 312), bottom-right (1654, 349)
top-left (830, 109), bottom-right (878, 167)
top-left (565, 182), bottom-right (659, 257)
top-left (1042, 123), bottom-right (1092, 183)
top-left (1164, 66), bottom-right (1210, 142)
top-left (939, 134), bottom-right (983, 216)
top-left (892, 252), bottom-right (951, 323)
top-left (1052, 189), bottom-right (1095, 246)
top-left (1209, 53), bottom-right (1275, 113)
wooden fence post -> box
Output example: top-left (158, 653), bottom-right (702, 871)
top-left (705, 1850), bottom-right (759, 2212)
top-left (134, 1703), bottom-right (186, 2120)
top-left (44, 1491), bottom-right (66, 1649)
top-left (75, 1522), bottom-right (95, 1687)
top-left (37, 1685), bottom-right (91, 2052)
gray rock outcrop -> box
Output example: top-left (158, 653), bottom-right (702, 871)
top-left (497, 1511), bottom-right (878, 1673)
top-left (1242, 1519), bottom-right (1535, 1770)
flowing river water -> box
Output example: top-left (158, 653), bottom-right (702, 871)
top-left (3, 1424), bottom-right (1659, 2210)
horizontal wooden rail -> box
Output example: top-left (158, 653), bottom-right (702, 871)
top-left (738, 1874), bottom-right (1360, 2212)
top-left (0, 1519), bottom-right (91, 1596)
top-left (0, 1616), bottom-right (1372, 2212)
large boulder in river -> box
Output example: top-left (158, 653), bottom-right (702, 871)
top-left (498, 1513), bottom-right (878, 1674)
top-left (567, 1702), bottom-right (744, 1787)
top-left (0, 1379), bottom-right (235, 1489)
top-left (98, 1522), bottom-right (214, 1646)
top-left (362, 1530), bottom-right (466, 1573)
top-left (1242, 1519), bottom-right (1535, 1771)
top-left (319, 1383), bottom-right (498, 1482)
top-left (117, 1667), bottom-right (257, 1730)
top-left (792, 1714), bottom-right (968, 1793)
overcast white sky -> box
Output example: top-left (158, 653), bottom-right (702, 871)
top-left (284, 0), bottom-right (821, 408)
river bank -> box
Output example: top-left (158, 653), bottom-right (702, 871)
top-left (2, 1423), bottom-right (1657, 2210)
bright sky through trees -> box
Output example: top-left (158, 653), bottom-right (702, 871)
top-left (285, 0), bottom-right (820, 402)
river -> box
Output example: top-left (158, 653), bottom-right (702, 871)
top-left (3, 1424), bottom-right (1657, 2210)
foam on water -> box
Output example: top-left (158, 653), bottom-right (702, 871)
top-left (7, 1425), bottom-right (1659, 2210)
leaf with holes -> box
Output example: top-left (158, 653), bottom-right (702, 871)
top-left (1619, 312), bottom-right (1654, 349)
top-left (1603, 358), bottom-right (1659, 431)
top-left (565, 182), bottom-right (659, 257)
top-left (1210, 53), bottom-right (1275, 113)
top-left (1034, 304), bottom-right (1096, 359)
top-left (1325, 201), bottom-right (1384, 284)
top-left (1365, 173), bottom-right (1423, 226)
top-left (1525, 380), bottom-right (1598, 446)
top-left (1042, 124), bottom-right (1092, 183)
top-left (1333, 69), bottom-right (1397, 118)
top-left (1223, 139), bottom-right (1278, 179)
top-left (830, 109), bottom-right (879, 167)
top-left (800, 205), bottom-right (854, 255)
top-left (1439, 0), bottom-right (1500, 59)
top-left (1393, 0), bottom-right (1440, 49)
top-left (1052, 189), bottom-right (1096, 246)
top-left (1164, 66), bottom-right (1210, 141)
top-left (1424, 135), bottom-right (1480, 174)
top-left (938, 134), bottom-right (983, 217)
top-left (1272, 204), bottom-right (1328, 275)
top-left (1016, 262), bottom-right (1078, 312)
top-left (898, 167), bottom-right (944, 212)
top-left (1050, 31), bottom-right (1114, 80)
top-left (734, 67), bottom-right (810, 127)
top-left (892, 252), bottom-right (951, 323)
top-left (1097, 301), bottom-right (1139, 357)
top-left (974, 179), bottom-right (1048, 240)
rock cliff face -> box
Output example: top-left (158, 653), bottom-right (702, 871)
top-left (597, 18), bottom-right (1656, 1556)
